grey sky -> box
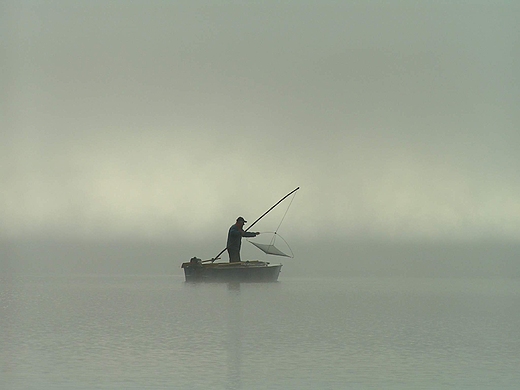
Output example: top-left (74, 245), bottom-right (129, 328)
top-left (3, 1), bottom-right (519, 244)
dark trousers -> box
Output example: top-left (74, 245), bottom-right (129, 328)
top-left (227, 248), bottom-right (241, 263)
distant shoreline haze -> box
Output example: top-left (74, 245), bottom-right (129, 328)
top-left (2, 237), bottom-right (519, 278)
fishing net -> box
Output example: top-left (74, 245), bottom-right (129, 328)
top-left (247, 233), bottom-right (294, 258)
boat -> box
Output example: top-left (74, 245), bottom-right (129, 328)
top-left (181, 257), bottom-right (282, 283)
top-left (181, 187), bottom-right (299, 283)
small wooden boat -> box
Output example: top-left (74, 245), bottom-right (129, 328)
top-left (181, 257), bottom-right (282, 283)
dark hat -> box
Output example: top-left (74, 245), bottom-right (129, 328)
top-left (237, 216), bottom-right (247, 223)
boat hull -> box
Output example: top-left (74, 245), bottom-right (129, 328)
top-left (181, 261), bottom-right (282, 283)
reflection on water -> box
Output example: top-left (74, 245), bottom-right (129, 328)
top-left (1, 275), bottom-right (519, 390)
top-left (226, 282), bottom-right (242, 390)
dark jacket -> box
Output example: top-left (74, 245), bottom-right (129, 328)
top-left (227, 224), bottom-right (256, 251)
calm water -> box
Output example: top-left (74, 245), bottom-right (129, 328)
top-left (1, 275), bottom-right (519, 389)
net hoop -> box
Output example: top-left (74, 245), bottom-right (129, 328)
top-left (246, 231), bottom-right (294, 258)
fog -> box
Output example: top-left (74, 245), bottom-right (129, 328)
top-left (2, 1), bottom-right (519, 277)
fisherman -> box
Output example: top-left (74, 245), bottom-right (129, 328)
top-left (227, 217), bottom-right (259, 263)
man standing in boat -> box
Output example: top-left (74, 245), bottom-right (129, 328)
top-left (227, 217), bottom-right (259, 263)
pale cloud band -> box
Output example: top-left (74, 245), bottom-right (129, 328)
top-left (2, 1), bottom-right (519, 242)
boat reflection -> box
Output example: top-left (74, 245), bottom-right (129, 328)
top-left (226, 282), bottom-right (242, 390)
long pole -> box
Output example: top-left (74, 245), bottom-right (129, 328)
top-left (206, 187), bottom-right (300, 263)
top-left (244, 187), bottom-right (299, 232)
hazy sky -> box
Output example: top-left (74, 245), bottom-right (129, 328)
top-left (3, 1), bottom-right (519, 245)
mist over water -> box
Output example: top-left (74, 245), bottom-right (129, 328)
top-left (3, 0), bottom-right (520, 245)
top-left (2, 1), bottom-right (520, 388)
top-left (2, 237), bottom-right (519, 279)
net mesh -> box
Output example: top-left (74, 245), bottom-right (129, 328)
top-left (247, 241), bottom-right (291, 257)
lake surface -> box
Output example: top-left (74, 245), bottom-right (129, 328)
top-left (1, 274), bottom-right (519, 389)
